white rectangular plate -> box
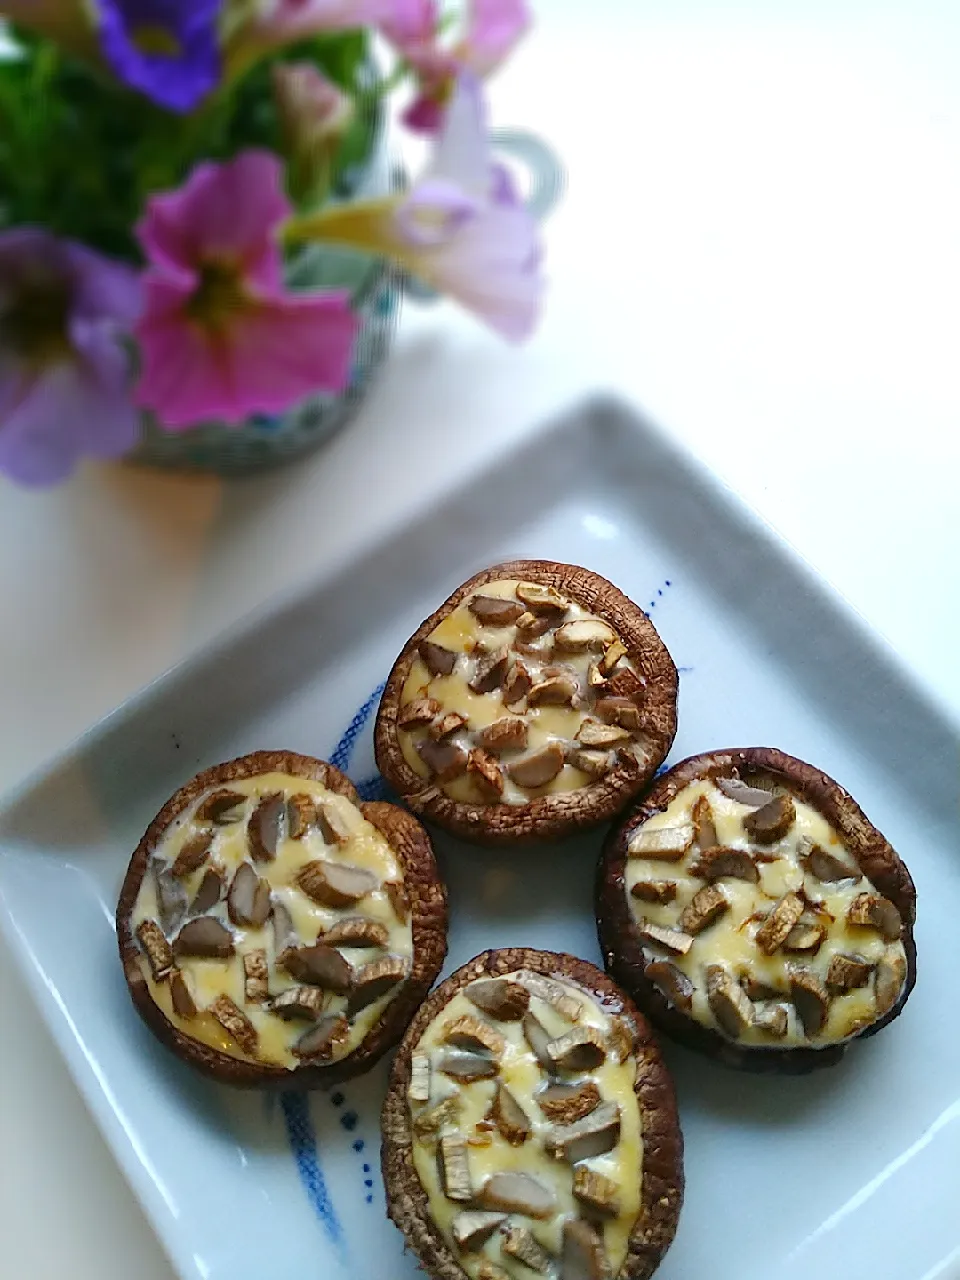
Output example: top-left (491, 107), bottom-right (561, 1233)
top-left (1, 396), bottom-right (957, 1280)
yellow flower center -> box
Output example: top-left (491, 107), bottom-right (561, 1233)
top-left (131, 25), bottom-right (182, 59)
top-left (186, 261), bottom-right (250, 334)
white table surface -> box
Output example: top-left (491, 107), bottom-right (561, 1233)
top-left (2, 4), bottom-right (958, 1276)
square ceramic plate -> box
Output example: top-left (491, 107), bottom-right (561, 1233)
top-left (1, 397), bottom-right (957, 1280)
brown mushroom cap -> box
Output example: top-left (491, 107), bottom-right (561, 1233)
top-left (596, 747), bottom-right (917, 1074)
top-left (374, 561), bottom-right (678, 845)
top-left (116, 750), bottom-right (448, 1087)
top-left (381, 947), bottom-right (684, 1280)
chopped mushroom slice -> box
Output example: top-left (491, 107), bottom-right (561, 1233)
top-left (438, 1134), bottom-right (473, 1202)
top-left (739, 973), bottom-right (782, 1002)
top-left (137, 920), bottom-right (174, 981)
top-left (678, 884), bottom-right (729, 935)
top-left (451, 1211), bottom-right (506, 1253)
top-left (875, 947), bottom-right (907, 1014)
top-left (691, 794), bottom-right (718, 851)
top-left (419, 639), bottom-right (458, 676)
top-left (408, 1053), bottom-right (431, 1103)
top-left (645, 960), bottom-right (694, 1011)
top-left (467, 749), bottom-right (505, 799)
top-left (631, 879), bottom-right (678, 905)
top-left (827, 953), bottom-right (875, 994)
top-left (349, 955), bottom-right (408, 1012)
top-left (320, 916), bottom-right (389, 948)
top-left (172, 832), bottom-right (213, 879)
top-left (173, 916), bottom-right (234, 958)
top-left (227, 861), bottom-right (271, 927)
top-left (293, 1014), bottom-right (349, 1061)
top-left (190, 866), bottom-right (224, 916)
top-left (384, 879), bottom-right (409, 923)
top-left (152, 858), bottom-right (187, 933)
top-left (537, 1080), bottom-right (601, 1123)
top-left (469, 647), bottom-right (510, 694)
top-left (599, 639), bottom-right (628, 674)
top-left (443, 1014), bottom-right (506, 1058)
top-left (297, 859), bottom-right (378, 908)
top-left (567, 747), bottom-right (614, 778)
top-left (480, 1172), bottom-right (557, 1219)
top-left (476, 717), bottom-right (529, 753)
top-left (398, 697), bottom-right (442, 729)
top-left (783, 922), bottom-right (826, 954)
top-left (790, 969), bottom-right (831, 1035)
top-left (413, 1094), bottom-right (461, 1138)
top-left (477, 1264), bottom-right (511, 1280)
top-left (577, 719), bottom-right (632, 748)
top-left (502, 660), bottom-right (533, 707)
top-left (271, 985), bottom-right (327, 1020)
top-left (522, 1011), bottom-right (555, 1068)
top-left (544, 1101), bottom-right (621, 1163)
top-left (742, 793), bottom-right (796, 844)
top-left (627, 824), bottom-right (693, 860)
top-left (286, 793), bottom-right (316, 838)
top-left (607, 1017), bottom-right (634, 1065)
top-left (527, 672), bottom-right (581, 707)
top-left (417, 738), bottom-right (469, 783)
top-left (281, 943), bottom-right (354, 992)
top-left (515, 611), bottom-right (554, 638)
top-left (247, 792), bottom-right (285, 861)
top-left (437, 1049), bottom-right (499, 1082)
top-left (502, 1227), bottom-right (550, 1274)
top-left (802, 842), bottom-right (857, 882)
top-left (243, 949), bottom-right (269, 1003)
top-left (465, 977), bottom-right (530, 1021)
top-left (847, 892), bottom-right (902, 941)
top-left (516, 581), bottom-right (569, 614)
top-left (317, 803), bottom-right (351, 845)
top-left (170, 970), bottom-right (197, 1019)
top-left (490, 1083), bottom-right (531, 1145)
top-left (546, 1026), bottom-right (607, 1072)
top-left (209, 995), bottom-right (258, 1055)
top-left (468, 596), bottom-right (525, 627)
top-left (690, 845), bottom-right (759, 883)
top-left (270, 898), bottom-right (296, 954)
top-left (706, 965), bottom-right (755, 1038)
top-left (753, 1004), bottom-right (788, 1037)
top-left (755, 892), bottom-right (805, 955)
top-left (195, 789), bottom-right (246, 824)
top-left (637, 920), bottom-right (694, 956)
top-left (594, 696), bottom-right (642, 729)
top-left (520, 974), bottom-right (583, 1021)
top-left (554, 619), bottom-right (616, 652)
top-left (715, 776), bottom-right (774, 806)
top-left (606, 667), bottom-right (645, 700)
top-left (561, 1219), bottom-right (610, 1280)
top-left (573, 1167), bottom-right (620, 1217)
top-left (507, 743), bottom-right (566, 789)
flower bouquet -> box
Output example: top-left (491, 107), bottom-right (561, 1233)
top-left (0, 1), bottom-right (542, 485)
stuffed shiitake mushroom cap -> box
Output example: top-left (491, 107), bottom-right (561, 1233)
top-left (382, 948), bottom-right (684, 1280)
top-left (117, 751), bottom-right (447, 1086)
top-left (375, 562), bottom-right (678, 845)
top-left (597, 748), bottom-right (917, 1073)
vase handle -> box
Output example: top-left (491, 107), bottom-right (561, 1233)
top-left (404, 128), bottom-right (564, 303)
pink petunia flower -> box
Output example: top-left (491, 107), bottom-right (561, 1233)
top-left (134, 150), bottom-right (358, 428)
top-left (286, 75), bottom-right (542, 341)
top-left (272, 62), bottom-right (354, 201)
top-left (383, 0), bottom-right (531, 133)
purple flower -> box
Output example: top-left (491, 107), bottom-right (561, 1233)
top-left (0, 229), bottom-right (142, 486)
top-left (96, 0), bottom-right (221, 113)
top-left (286, 75), bottom-right (543, 340)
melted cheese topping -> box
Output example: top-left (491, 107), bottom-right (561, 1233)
top-left (409, 972), bottom-right (642, 1279)
top-left (130, 772), bottom-right (412, 1068)
top-left (399, 579), bottom-right (647, 805)
top-left (625, 779), bottom-right (907, 1047)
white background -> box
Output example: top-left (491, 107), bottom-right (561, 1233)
top-left (1, 2), bottom-right (958, 1276)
